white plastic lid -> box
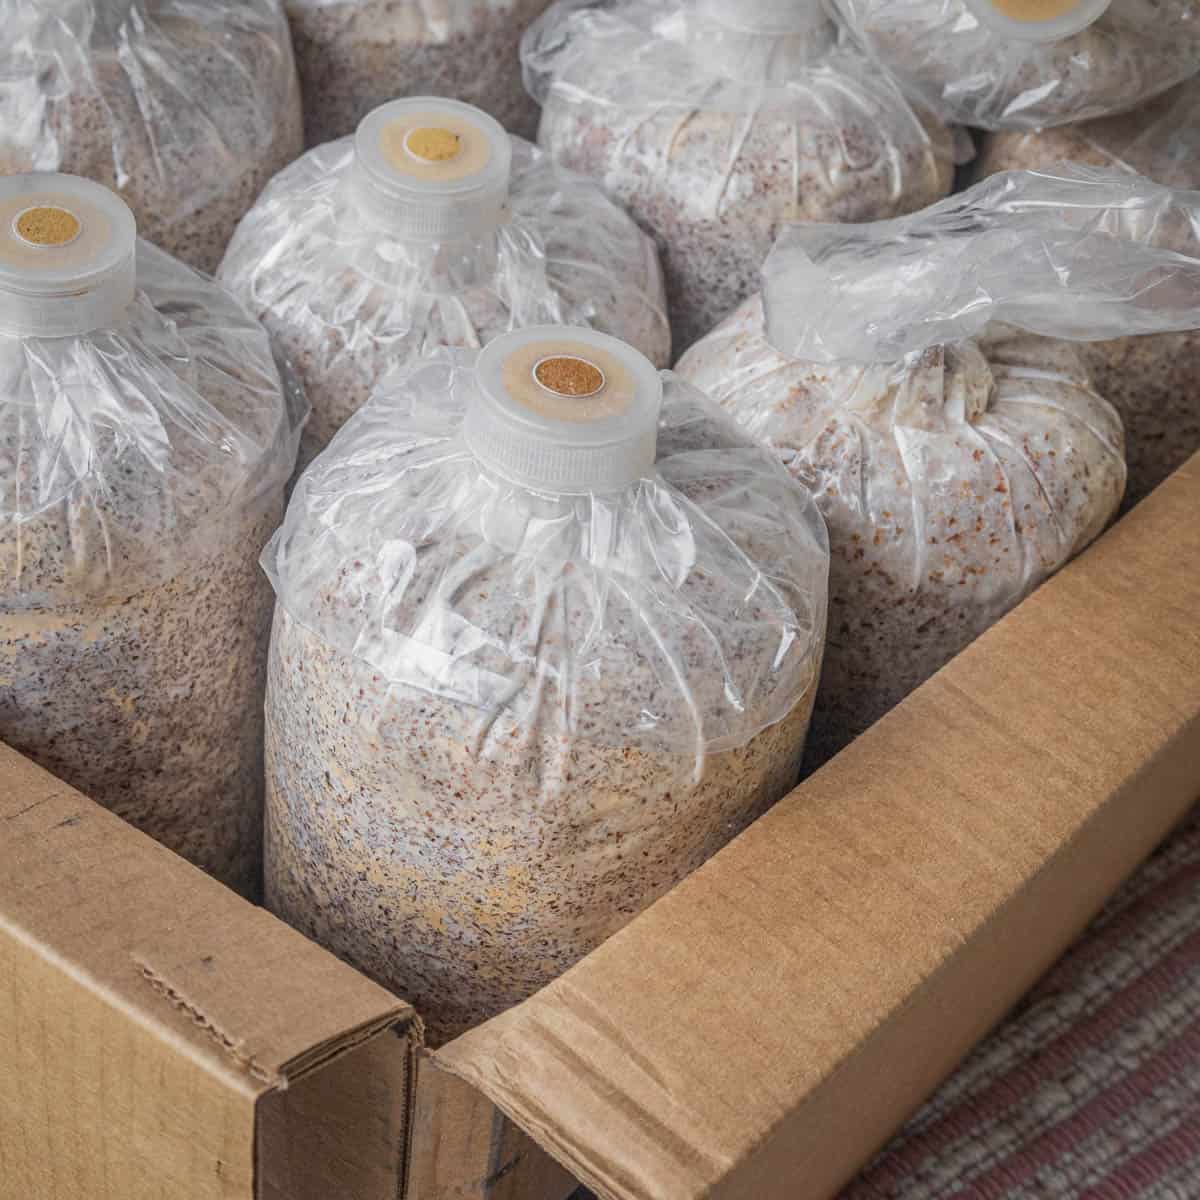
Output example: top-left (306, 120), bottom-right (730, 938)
top-left (696, 0), bottom-right (827, 34)
top-left (0, 173), bottom-right (136, 338)
top-left (348, 97), bottom-right (513, 240)
top-left (962, 0), bottom-right (1111, 41)
top-left (465, 327), bottom-right (663, 494)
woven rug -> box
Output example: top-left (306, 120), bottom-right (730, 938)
top-left (844, 804), bottom-right (1200, 1199)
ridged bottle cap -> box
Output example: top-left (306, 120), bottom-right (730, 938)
top-left (961, 0), bottom-right (1111, 41)
top-left (0, 173), bottom-right (136, 337)
top-left (348, 97), bottom-right (512, 240)
top-left (466, 327), bottom-right (663, 494)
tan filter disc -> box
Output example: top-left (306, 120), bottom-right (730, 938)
top-left (501, 339), bottom-right (636, 425)
top-left (963, 0), bottom-right (1110, 38)
top-left (378, 111), bottom-right (493, 184)
top-left (0, 187), bottom-right (125, 279)
top-left (14, 205), bottom-right (82, 247)
top-left (404, 127), bottom-right (462, 163)
top-left (534, 355), bottom-right (606, 398)
top-left (988, 0), bottom-right (1085, 18)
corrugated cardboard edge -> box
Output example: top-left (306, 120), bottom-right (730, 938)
top-left (432, 454), bottom-right (1200, 1200)
top-left (0, 747), bottom-right (418, 1198)
top-left (408, 1051), bottom-right (576, 1200)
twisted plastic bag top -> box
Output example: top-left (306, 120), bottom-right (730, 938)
top-left (764, 165), bottom-right (1200, 366)
top-left (264, 350), bottom-right (830, 756)
top-left (832, 0), bottom-right (1200, 130)
top-left (218, 129), bottom-right (671, 452)
top-left (1, 240), bottom-right (305, 610)
top-left (524, 0), bottom-right (846, 100)
top-left (0, 0), bottom-right (302, 270)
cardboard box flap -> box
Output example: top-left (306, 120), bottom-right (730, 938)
top-left (435, 454), bottom-right (1200, 1200)
top-left (0, 744), bottom-right (413, 1094)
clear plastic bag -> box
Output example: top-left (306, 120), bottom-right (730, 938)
top-left (0, 173), bottom-right (305, 897)
top-left (219, 97), bottom-right (670, 467)
top-left (832, 0), bottom-right (1200, 131)
top-left (286, 0), bottom-right (551, 147)
top-left (0, 0), bottom-right (304, 274)
top-left (977, 81), bottom-right (1200, 503)
top-left (678, 166), bottom-right (1200, 765)
top-left (262, 326), bottom-right (829, 1042)
top-left (523, 0), bottom-right (957, 351)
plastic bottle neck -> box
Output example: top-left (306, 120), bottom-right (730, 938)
top-left (0, 256), bottom-right (135, 338)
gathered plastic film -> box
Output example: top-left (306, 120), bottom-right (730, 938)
top-left (0, 238), bottom-right (306, 608)
top-left (218, 133), bottom-right (670, 457)
top-left (522, 0), bottom-right (958, 348)
top-left (523, 0), bottom-right (955, 157)
top-left (979, 76), bottom-right (1200, 190)
top-left (678, 295), bottom-right (1126, 762)
top-left (0, 0), bottom-right (302, 271)
top-left (523, 0), bottom-right (842, 101)
top-left (763, 164), bottom-right (1200, 366)
top-left (831, 0), bottom-right (1200, 130)
top-left (263, 350), bottom-right (829, 757)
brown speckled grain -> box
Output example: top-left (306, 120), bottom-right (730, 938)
top-left (0, 242), bottom-right (299, 896)
top-left (528, 5), bottom-right (956, 352)
top-left (218, 136), bottom-right (671, 467)
top-left (262, 372), bottom-right (827, 1042)
top-left (286, 0), bottom-right (550, 147)
top-left (677, 296), bottom-right (1125, 767)
top-left (0, 0), bottom-right (303, 274)
top-left (832, 0), bottom-right (1200, 131)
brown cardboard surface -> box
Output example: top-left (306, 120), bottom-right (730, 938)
top-left (258, 1029), bottom-right (415, 1200)
top-left (435, 453), bottom-right (1200, 1200)
top-left (408, 1055), bottom-right (577, 1200)
top-left (0, 746), bottom-right (416, 1199)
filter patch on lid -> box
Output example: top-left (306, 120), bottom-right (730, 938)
top-left (500, 338), bottom-right (637, 424)
top-left (14, 205), bottom-right (81, 248)
top-left (534, 355), bottom-right (606, 399)
top-left (378, 109), bottom-right (493, 183)
top-left (469, 327), bottom-right (663, 493)
top-left (0, 177), bottom-right (131, 281)
top-left (988, 0), bottom-right (1085, 19)
top-left (405, 127), bottom-right (462, 163)
top-left (963, 0), bottom-right (1109, 37)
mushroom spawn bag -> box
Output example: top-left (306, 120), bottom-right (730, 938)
top-left (523, 0), bottom-right (957, 351)
top-left (262, 327), bottom-right (829, 1042)
top-left (831, 0), bottom-right (1200, 131)
top-left (0, 173), bottom-right (305, 897)
top-left (285, 0), bottom-right (551, 148)
top-left (677, 166), bottom-right (1200, 766)
top-left (977, 79), bottom-right (1200, 505)
top-left (0, 0), bottom-right (304, 274)
top-left (219, 97), bottom-right (670, 468)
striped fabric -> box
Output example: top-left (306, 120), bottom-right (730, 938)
top-left (845, 805), bottom-right (1200, 1199)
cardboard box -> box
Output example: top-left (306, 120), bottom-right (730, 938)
top-left (3, 453), bottom-right (1199, 1200)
